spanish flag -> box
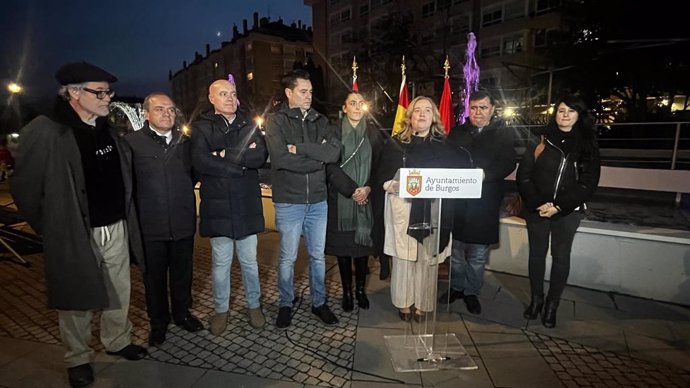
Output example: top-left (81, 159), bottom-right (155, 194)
top-left (439, 77), bottom-right (453, 134)
top-left (392, 75), bottom-right (409, 135)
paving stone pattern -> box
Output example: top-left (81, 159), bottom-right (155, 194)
top-left (0, 240), bottom-right (356, 387)
top-left (528, 333), bottom-right (690, 387)
top-left (2, 235), bottom-right (690, 387)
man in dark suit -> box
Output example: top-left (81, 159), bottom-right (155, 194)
top-left (125, 93), bottom-right (203, 347)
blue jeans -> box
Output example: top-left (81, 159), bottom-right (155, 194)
top-left (274, 201), bottom-right (327, 308)
top-left (210, 234), bottom-right (261, 312)
top-left (449, 240), bottom-right (490, 296)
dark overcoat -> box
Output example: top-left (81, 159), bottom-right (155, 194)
top-left (447, 119), bottom-right (516, 245)
top-left (191, 112), bottom-right (267, 239)
top-left (11, 103), bottom-right (144, 310)
top-left (325, 119), bottom-right (385, 257)
top-left (125, 125), bottom-right (196, 241)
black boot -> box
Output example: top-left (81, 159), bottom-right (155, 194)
top-left (354, 256), bottom-right (370, 309)
top-left (542, 299), bottom-right (559, 328)
top-left (337, 257), bottom-right (354, 311)
top-left (379, 254), bottom-right (390, 280)
top-left (523, 294), bottom-right (544, 320)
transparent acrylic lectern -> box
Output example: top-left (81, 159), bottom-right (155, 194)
top-left (383, 169), bottom-right (480, 372)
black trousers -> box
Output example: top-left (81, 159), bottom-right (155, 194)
top-left (525, 211), bottom-right (583, 301)
top-left (142, 237), bottom-right (194, 330)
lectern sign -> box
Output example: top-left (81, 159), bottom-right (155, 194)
top-left (399, 168), bottom-right (483, 199)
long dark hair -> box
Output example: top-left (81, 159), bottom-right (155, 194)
top-left (549, 94), bottom-right (597, 157)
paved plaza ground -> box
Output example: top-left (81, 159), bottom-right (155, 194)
top-left (0, 181), bottom-right (689, 387)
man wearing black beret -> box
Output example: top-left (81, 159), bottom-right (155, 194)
top-left (11, 61), bottom-right (147, 388)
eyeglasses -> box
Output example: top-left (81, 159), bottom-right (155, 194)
top-left (82, 88), bottom-right (115, 100)
top-left (347, 101), bottom-right (366, 108)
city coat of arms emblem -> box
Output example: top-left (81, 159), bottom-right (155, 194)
top-left (406, 169), bottom-right (422, 196)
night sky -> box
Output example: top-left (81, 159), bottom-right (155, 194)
top-left (0, 0), bottom-right (311, 101)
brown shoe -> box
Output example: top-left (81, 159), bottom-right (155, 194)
top-left (209, 312), bottom-right (228, 335)
top-left (247, 307), bottom-right (265, 329)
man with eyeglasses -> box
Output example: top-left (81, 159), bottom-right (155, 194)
top-left (439, 90), bottom-right (516, 315)
top-left (125, 93), bottom-right (203, 347)
top-left (11, 62), bottom-right (147, 388)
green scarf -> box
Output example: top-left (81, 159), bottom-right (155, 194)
top-left (337, 118), bottom-right (373, 247)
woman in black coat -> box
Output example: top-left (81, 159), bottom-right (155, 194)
top-left (326, 92), bottom-right (384, 311)
top-left (517, 94), bottom-right (601, 328)
top-left (376, 96), bottom-right (466, 322)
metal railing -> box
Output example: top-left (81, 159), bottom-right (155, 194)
top-left (509, 121), bottom-right (690, 170)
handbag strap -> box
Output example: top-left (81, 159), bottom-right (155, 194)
top-left (340, 136), bottom-right (366, 168)
top-left (534, 135), bottom-right (545, 160)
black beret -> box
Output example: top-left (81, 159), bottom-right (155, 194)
top-left (55, 61), bottom-right (118, 85)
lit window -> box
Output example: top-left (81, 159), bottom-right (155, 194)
top-left (503, 33), bottom-right (524, 54)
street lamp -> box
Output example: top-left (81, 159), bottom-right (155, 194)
top-left (7, 82), bottom-right (23, 94)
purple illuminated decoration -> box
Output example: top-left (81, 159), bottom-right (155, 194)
top-left (228, 73), bottom-right (240, 107)
top-left (460, 32), bottom-right (479, 124)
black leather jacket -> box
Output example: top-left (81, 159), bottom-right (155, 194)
top-left (517, 128), bottom-right (601, 216)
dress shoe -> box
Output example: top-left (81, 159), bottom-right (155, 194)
top-left (312, 304), bottom-right (339, 325)
top-left (438, 288), bottom-right (464, 304)
top-left (464, 295), bottom-right (482, 314)
top-left (542, 299), bottom-right (559, 328)
top-left (523, 294), bottom-right (545, 320)
top-left (106, 344), bottom-right (147, 360)
top-left (413, 311), bottom-right (426, 323)
top-left (209, 312), bottom-right (228, 335)
top-left (148, 329), bottom-right (166, 346)
top-left (276, 306), bottom-right (292, 328)
top-left (67, 363), bottom-right (93, 388)
top-left (247, 307), bottom-right (266, 329)
top-left (176, 315), bottom-right (204, 333)
top-left (398, 310), bottom-right (412, 322)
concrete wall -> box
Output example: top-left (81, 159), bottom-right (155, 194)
top-left (489, 217), bottom-right (690, 306)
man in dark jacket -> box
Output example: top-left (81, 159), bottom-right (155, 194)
top-left (125, 93), bottom-right (203, 347)
top-left (191, 79), bottom-right (268, 334)
top-left (265, 69), bottom-right (341, 328)
top-left (441, 90), bottom-right (516, 314)
top-left (11, 62), bottom-right (146, 388)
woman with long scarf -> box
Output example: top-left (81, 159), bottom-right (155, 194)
top-left (326, 92), bottom-right (384, 311)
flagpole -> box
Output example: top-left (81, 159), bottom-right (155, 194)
top-left (351, 56), bottom-right (359, 91)
top-left (439, 56), bottom-right (453, 134)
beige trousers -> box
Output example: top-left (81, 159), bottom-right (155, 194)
top-left (390, 243), bottom-right (439, 313)
top-left (58, 219), bottom-right (133, 367)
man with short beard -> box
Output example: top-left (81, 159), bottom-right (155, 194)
top-left (11, 62), bottom-right (147, 388)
